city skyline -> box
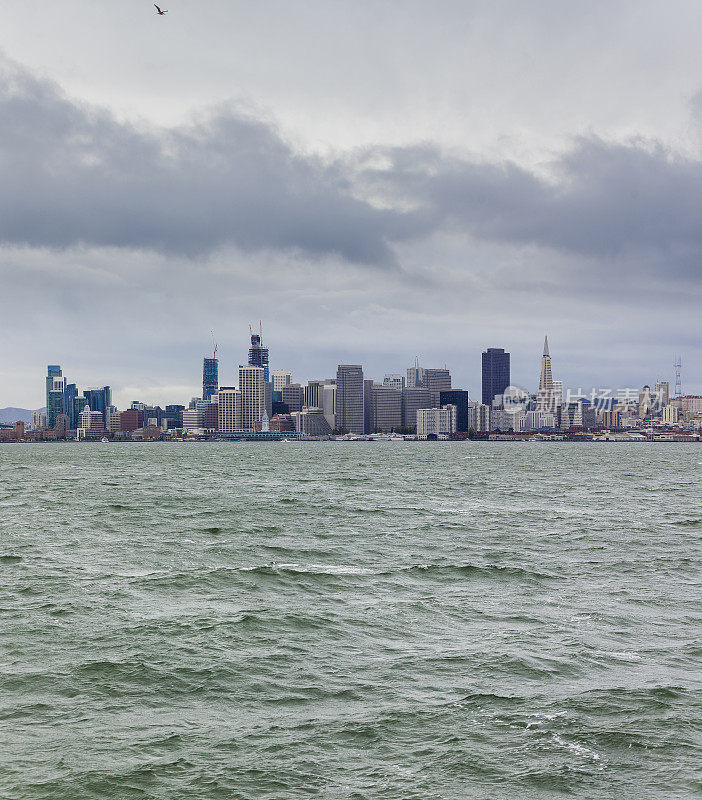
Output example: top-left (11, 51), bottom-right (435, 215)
top-left (1, 330), bottom-right (692, 412)
top-left (1, 2), bottom-right (701, 409)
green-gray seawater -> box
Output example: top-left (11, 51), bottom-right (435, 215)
top-left (1, 442), bottom-right (700, 799)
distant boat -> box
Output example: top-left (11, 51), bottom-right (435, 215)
top-left (101, 437), bottom-right (109, 443)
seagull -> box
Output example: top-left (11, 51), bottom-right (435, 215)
top-left (154, 4), bottom-right (168, 14)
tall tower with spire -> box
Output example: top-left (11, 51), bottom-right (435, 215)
top-left (536, 336), bottom-right (555, 413)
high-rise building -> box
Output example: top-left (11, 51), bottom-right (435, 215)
top-left (440, 390), bottom-right (470, 432)
top-left (371, 385), bottom-right (403, 431)
top-left (654, 381), bottom-right (670, 410)
top-left (203, 357), bottom-right (219, 401)
top-left (321, 382), bottom-right (336, 431)
top-left (305, 380), bottom-right (323, 409)
top-left (416, 405), bottom-right (457, 438)
top-left (281, 383), bottom-right (304, 413)
top-left (218, 387), bottom-right (243, 433)
top-left (383, 374), bottom-right (405, 391)
top-left (335, 365), bottom-right (365, 434)
top-left (83, 387), bottom-right (112, 427)
top-left (406, 363), bottom-right (451, 405)
top-left (536, 337), bottom-right (556, 413)
top-left (78, 405), bottom-right (105, 437)
top-left (402, 387), bottom-right (433, 430)
top-left (239, 366), bottom-right (265, 432)
top-left (363, 378), bottom-right (374, 434)
top-left (272, 370), bottom-right (292, 393)
top-left (248, 327), bottom-right (270, 382)
top-left (30, 410), bottom-right (48, 430)
top-left (481, 348), bottom-right (511, 407)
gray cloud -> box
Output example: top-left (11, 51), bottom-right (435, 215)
top-left (3, 54), bottom-right (702, 287)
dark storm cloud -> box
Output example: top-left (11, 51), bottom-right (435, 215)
top-left (0, 60), bottom-right (408, 265)
top-left (1, 55), bottom-right (702, 284)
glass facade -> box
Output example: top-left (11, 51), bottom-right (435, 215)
top-left (202, 358), bottom-right (219, 401)
top-left (440, 390), bottom-right (470, 432)
top-left (482, 348), bottom-right (511, 407)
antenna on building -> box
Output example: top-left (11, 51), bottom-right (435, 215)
top-left (674, 356), bottom-right (682, 397)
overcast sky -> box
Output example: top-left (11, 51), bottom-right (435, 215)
top-left (1, 0), bottom-right (700, 409)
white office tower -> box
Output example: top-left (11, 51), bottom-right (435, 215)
top-left (663, 404), bottom-right (679, 424)
top-left (416, 405), bottom-right (457, 438)
top-left (105, 406), bottom-right (119, 432)
top-left (552, 380), bottom-right (564, 408)
top-left (272, 370), bottom-right (293, 393)
top-left (78, 405), bottom-right (105, 437)
top-left (182, 408), bottom-right (204, 431)
top-left (322, 382), bottom-right (336, 431)
top-left (654, 381), bottom-right (670, 410)
top-left (218, 387), bottom-right (243, 433)
top-left (239, 366), bottom-right (265, 432)
top-left (30, 410), bottom-right (47, 430)
top-left (470, 402), bottom-right (490, 432)
top-left (383, 374), bottom-right (405, 391)
top-left (336, 365), bottom-right (365, 434)
top-left (638, 385), bottom-right (653, 418)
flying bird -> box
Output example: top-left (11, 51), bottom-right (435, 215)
top-left (154, 4), bottom-right (168, 14)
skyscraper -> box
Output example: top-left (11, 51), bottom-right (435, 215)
top-left (440, 390), bottom-right (470, 432)
top-left (203, 357), bottom-right (219, 401)
top-left (46, 365), bottom-right (63, 428)
top-left (272, 370), bottom-right (292, 393)
top-left (481, 348), bottom-right (510, 406)
top-left (536, 337), bottom-right (556, 414)
top-left (335, 365), bottom-right (364, 434)
top-left (239, 366), bottom-right (265, 432)
top-left (248, 326), bottom-right (269, 382)
top-left (83, 387), bottom-right (112, 427)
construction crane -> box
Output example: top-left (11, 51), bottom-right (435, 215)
top-left (211, 330), bottom-right (218, 361)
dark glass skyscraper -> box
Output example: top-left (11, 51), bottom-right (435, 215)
top-left (203, 357), bottom-right (219, 401)
top-left (440, 390), bottom-right (470, 432)
top-left (482, 348), bottom-right (510, 406)
top-left (83, 387), bottom-right (112, 427)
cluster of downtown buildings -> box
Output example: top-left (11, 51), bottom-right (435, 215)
top-left (3, 330), bottom-right (701, 443)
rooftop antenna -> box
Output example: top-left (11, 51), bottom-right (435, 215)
top-left (674, 356), bottom-right (682, 397)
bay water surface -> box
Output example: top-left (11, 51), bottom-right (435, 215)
top-left (1, 442), bottom-right (700, 799)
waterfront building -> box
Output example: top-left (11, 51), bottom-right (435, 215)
top-left (293, 407), bottom-right (333, 436)
top-left (321, 382), bottom-right (337, 431)
top-left (203, 357), bottom-right (219, 401)
top-left (120, 409), bottom-right (143, 432)
top-left (281, 383), bottom-right (304, 413)
top-left (681, 395), bottom-right (702, 414)
top-left (248, 329), bottom-right (270, 382)
top-left (481, 348), bottom-right (510, 407)
top-left (663, 404), bottom-right (680, 424)
top-left (78, 405), bottom-right (105, 438)
top-left (269, 413), bottom-right (294, 433)
top-left (335, 365), bottom-right (365, 434)
top-left (602, 410), bottom-right (621, 428)
top-left (402, 387), bottom-right (433, 430)
top-left (164, 405), bottom-right (184, 429)
top-left (416, 405), bottom-right (457, 438)
top-left (182, 408), bottom-right (204, 431)
top-left (239, 366), bottom-right (265, 432)
top-left (30, 410), bottom-right (47, 430)
top-left (383, 374), bottom-right (405, 391)
top-left (47, 375), bottom-right (66, 429)
top-left (217, 387), bottom-right (243, 433)
top-left (440, 390), bottom-right (470, 432)
top-left (83, 387), bottom-right (112, 427)
top-left (203, 402), bottom-right (219, 430)
top-left (272, 370), bottom-right (292, 393)
top-left (371, 385), bottom-right (403, 431)
top-left (470, 402), bottom-right (491, 432)
top-left (364, 378), bottom-right (374, 434)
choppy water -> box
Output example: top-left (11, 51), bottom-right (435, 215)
top-left (1, 442), bottom-right (700, 799)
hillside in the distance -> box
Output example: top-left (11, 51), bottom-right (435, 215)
top-left (0, 407), bottom-right (40, 424)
